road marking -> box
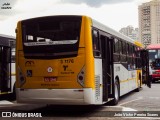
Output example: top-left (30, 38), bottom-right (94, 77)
top-left (103, 105), bottom-right (137, 111)
top-left (118, 97), bottom-right (143, 106)
top-left (122, 106), bottom-right (137, 111)
top-left (0, 100), bottom-right (13, 105)
top-left (149, 97), bottom-right (160, 99)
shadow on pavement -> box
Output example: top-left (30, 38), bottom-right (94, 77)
top-left (29, 105), bottom-right (105, 117)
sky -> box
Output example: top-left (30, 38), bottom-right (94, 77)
top-left (0, 0), bottom-right (151, 37)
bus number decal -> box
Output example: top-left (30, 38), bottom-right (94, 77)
top-left (60, 59), bottom-right (74, 64)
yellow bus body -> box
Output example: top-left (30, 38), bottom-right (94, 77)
top-left (16, 16), bottom-right (95, 89)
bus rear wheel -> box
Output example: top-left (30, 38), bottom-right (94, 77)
top-left (111, 79), bottom-right (119, 105)
top-left (135, 79), bottom-right (141, 92)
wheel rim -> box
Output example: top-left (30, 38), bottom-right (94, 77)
top-left (115, 83), bottom-right (119, 100)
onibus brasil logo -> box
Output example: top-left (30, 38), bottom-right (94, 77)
top-left (1, 2), bottom-right (12, 9)
top-left (2, 112), bottom-right (42, 118)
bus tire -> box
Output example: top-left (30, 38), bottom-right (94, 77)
top-left (111, 79), bottom-right (119, 105)
top-left (135, 79), bottom-right (140, 92)
top-left (139, 74), bottom-right (142, 88)
top-left (135, 74), bottom-right (141, 92)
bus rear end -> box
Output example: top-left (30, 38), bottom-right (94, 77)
top-left (151, 58), bottom-right (160, 82)
top-left (147, 45), bottom-right (160, 83)
top-left (16, 16), bottom-right (96, 105)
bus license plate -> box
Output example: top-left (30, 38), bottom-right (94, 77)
top-left (44, 77), bottom-right (57, 82)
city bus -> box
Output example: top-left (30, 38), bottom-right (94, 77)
top-left (16, 15), bottom-right (150, 105)
top-left (147, 44), bottom-right (160, 83)
top-left (0, 34), bottom-right (16, 99)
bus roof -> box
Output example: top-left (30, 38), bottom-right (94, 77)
top-left (19, 15), bottom-right (142, 47)
top-left (146, 44), bottom-right (160, 50)
top-left (0, 34), bottom-right (15, 46)
top-left (92, 19), bottom-right (135, 44)
top-left (91, 17), bottom-right (144, 48)
top-left (0, 34), bottom-right (15, 39)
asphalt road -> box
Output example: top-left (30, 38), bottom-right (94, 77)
top-left (0, 81), bottom-right (160, 120)
top-left (118, 81), bottom-right (160, 111)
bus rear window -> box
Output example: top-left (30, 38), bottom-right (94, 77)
top-left (22, 16), bottom-right (82, 59)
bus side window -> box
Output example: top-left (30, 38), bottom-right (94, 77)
top-left (0, 47), bottom-right (2, 75)
top-left (122, 41), bottom-right (126, 55)
top-left (128, 44), bottom-right (133, 69)
top-left (132, 46), bottom-right (136, 69)
top-left (92, 29), bottom-right (101, 57)
top-left (135, 46), bottom-right (141, 69)
top-left (113, 38), bottom-right (120, 62)
top-left (114, 38), bottom-right (119, 53)
top-left (119, 40), bottom-right (123, 62)
top-left (121, 41), bottom-right (127, 62)
top-left (126, 43), bottom-right (129, 56)
top-left (119, 40), bottom-right (122, 55)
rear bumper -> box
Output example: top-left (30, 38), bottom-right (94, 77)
top-left (16, 88), bottom-right (96, 105)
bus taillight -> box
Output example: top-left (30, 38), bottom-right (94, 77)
top-left (18, 67), bottom-right (26, 87)
top-left (77, 66), bottom-right (85, 87)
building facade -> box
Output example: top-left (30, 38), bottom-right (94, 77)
top-left (138, 0), bottom-right (160, 46)
top-left (119, 26), bottom-right (139, 40)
